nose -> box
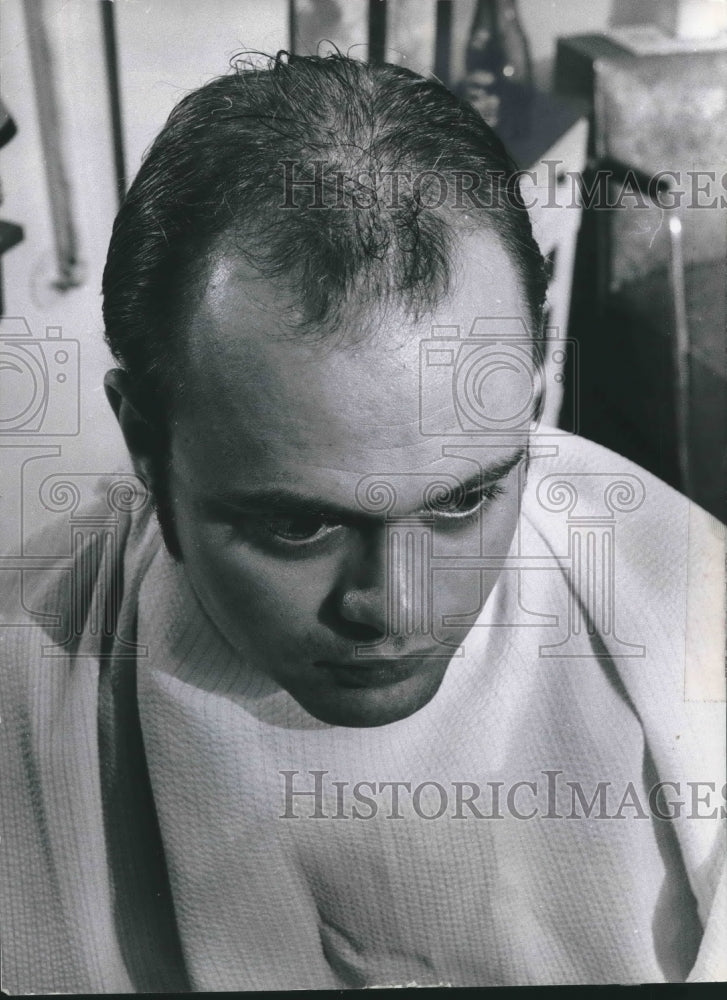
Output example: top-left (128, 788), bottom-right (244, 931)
top-left (333, 527), bottom-right (387, 637)
top-left (333, 522), bottom-right (432, 640)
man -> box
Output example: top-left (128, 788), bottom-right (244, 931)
top-left (1, 53), bottom-right (725, 991)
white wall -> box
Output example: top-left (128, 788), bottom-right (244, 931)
top-left (115, 0), bottom-right (289, 185)
top-left (519, 0), bottom-right (614, 62)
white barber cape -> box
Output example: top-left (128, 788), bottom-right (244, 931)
top-left (1, 433), bottom-right (725, 991)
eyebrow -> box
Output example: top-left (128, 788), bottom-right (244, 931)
top-left (203, 446), bottom-right (527, 523)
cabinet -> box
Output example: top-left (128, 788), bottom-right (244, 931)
top-left (556, 33), bottom-right (727, 521)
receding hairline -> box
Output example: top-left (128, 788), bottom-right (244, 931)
top-left (169, 217), bottom-right (533, 402)
top-left (103, 52), bottom-right (547, 422)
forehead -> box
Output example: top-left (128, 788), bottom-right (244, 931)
top-left (174, 230), bottom-right (531, 494)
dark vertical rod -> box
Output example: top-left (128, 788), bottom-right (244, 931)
top-left (289, 0), bottom-right (298, 54)
top-left (100, 0), bottom-right (127, 207)
top-left (368, 0), bottom-right (387, 63)
top-left (434, 0), bottom-right (453, 85)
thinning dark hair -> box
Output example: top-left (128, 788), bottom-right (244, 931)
top-left (103, 51), bottom-right (547, 420)
top-left (102, 52), bottom-right (547, 557)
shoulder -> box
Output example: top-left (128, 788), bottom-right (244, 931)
top-left (0, 471), bottom-right (158, 722)
top-left (524, 430), bottom-right (725, 569)
top-left (523, 430), bottom-right (725, 697)
top-left (1, 471), bottom-right (155, 629)
top-left (522, 432), bottom-right (725, 797)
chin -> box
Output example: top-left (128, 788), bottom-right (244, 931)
top-left (290, 667), bottom-right (449, 729)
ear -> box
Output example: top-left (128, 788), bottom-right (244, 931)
top-left (104, 369), bottom-right (161, 485)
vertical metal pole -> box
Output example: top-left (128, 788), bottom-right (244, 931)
top-left (368, 0), bottom-right (388, 63)
top-left (668, 212), bottom-right (691, 497)
top-left (100, 0), bottom-right (127, 207)
top-left (288, 0), bottom-right (298, 54)
top-left (434, 0), bottom-right (453, 84)
top-left (23, 0), bottom-right (83, 290)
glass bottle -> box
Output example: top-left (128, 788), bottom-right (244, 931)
top-left (461, 0), bottom-right (533, 136)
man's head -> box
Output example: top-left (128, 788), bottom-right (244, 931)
top-left (103, 53), bottom-right (547, 727)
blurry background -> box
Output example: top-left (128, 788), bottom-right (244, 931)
top-left (1, 0), bottom-right (725, 543)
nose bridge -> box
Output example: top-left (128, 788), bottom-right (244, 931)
top-left (339, 520), bottom-right (432, 638)
top-left (387, 518), bottom-right (433, 639)
top-left (337, 527), bottom-right (386, 630)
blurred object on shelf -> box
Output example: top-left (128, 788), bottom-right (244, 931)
top-left (607, 22), bottom-right (727, 53)
top-left (597, 49), bottom-right (726, 287)
top-left (0, 97), bottom-right (18, 149)
top-left (0, 223), bottom-right (24, 317)
top-left (461, 0), bottom-right (505, 126)
top-left (459, 0), bottom-right (533, 137)
top-left (656, 0), bottom-right (727, 39)
top-left (0, 96), bottom-right (24, 316)
top-left (606, 0), bottom-right (727, 51)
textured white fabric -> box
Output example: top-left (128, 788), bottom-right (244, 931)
top-left (1, 433), bottom-right (725, 991)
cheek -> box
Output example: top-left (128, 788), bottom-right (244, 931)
top-left (429, 477), bottom-right (523, 615)
top-left (176, 520), bottom-right (330, 638)
top-left (483, 485), bottom-right (522, 551)
top-left (448, 470), bottom-right (524, 557)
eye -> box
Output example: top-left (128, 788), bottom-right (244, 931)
top-left (256, 513), bottom-right (340, 545)
top-left (434, 482), bottom-right (506, 522)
